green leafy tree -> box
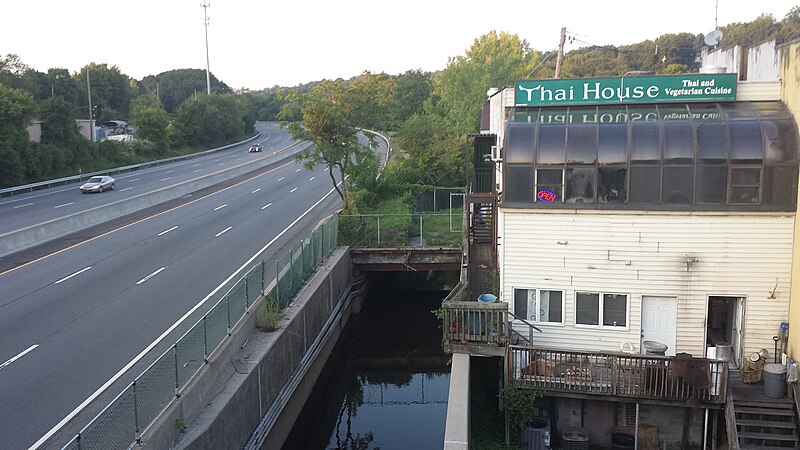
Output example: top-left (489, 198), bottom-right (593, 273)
top-left (173, 93), bottom-right (253, 148)
top-left (427, 30), bottom-right (540, 134)
top-left (720, 14), bottom-right (780, 47)
top-left (0, 83), bottom-right (36, 187)
top-left (75, 63), bottom-right (135, 120)
top-left (280, 80), bottom-right (376, 209)
top-left (390, 69), bottom-right (431, 130)
top-left (138, 69), bottom-right (232, 113)
top-left (130, 95), bottom-right (172, 151)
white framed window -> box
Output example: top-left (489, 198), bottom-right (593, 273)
top-left (575, 291), bottom-right (628, 328)
top-left (513, 288), bottom-right (564, 324)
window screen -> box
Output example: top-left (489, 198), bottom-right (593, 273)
top-left (504, 166), bottom-right (533, 204)
top-left (695, 165), bottom-right (727, 203)
top-left (729, 167), bottom-right (761, 204)
top-left (535, 169), bottom-right (563, 202)
top-left (663, 166), bottom-right (693, 204)
top-left (629, 167), bottom-right (660, 203)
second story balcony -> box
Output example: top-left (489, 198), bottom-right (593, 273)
top-left (441, 300), bottom-right (728, 408)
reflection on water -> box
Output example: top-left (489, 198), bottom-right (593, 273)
top-left (283, 272), bottom-right (454, 450)
top-left (328, 372), bottom-right (450, 450)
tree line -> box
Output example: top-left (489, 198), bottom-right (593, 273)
top-left (2, 7), bottom-right (797, 192)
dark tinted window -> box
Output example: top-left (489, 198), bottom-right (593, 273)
top-left (629, 167), bottom-right (660, 203)
top-left (505, 123), bottom-right (536, 164)
top-left (598, 167), bottom-right (627, 203)
top-left (566, 167), bottom-right (595, 203)
top-left (598, 124), bottom-right (627, 164)
top-left (537, 124), bottom-right (566, 164)
top-left (663, 121), bottom-right (694, 163)
top-left (631, 122), bottom-right (660, 163)
top-left (763, 120), bottom-right (798, 163)
top-left (695, 166), bottom-right (727, 203)
top-left (662, 166), bottom-right (693, 204)
top-left (697, 122), bottom-right (727, 162)
top-left (729, 121), bottom-right (763, 163)
top-left (504, 166), bottom-right (533, 203)
top-left (514, 289), bottom-right (529, 320)
top-left (566, 123), bottom-right (598, 164)
top-left (603, 294), bottom-right (627, 327)
top-left (729, 167), bottom-right (761, 204)
top-left (764, 166), bottom-right (797, 205)
top-left (575, 292), bottom-right (599, 326)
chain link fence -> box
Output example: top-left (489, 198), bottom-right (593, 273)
top-left (62, 213), bottom-right (338, 450)
top-left (338, 212), bottom-right (463, 249)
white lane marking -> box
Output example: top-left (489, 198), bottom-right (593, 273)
top-left (54, 267), bottom-right (91, 284)
top-left (261, 203), bottom-right (272, 210)
top-left (235, 158), bottom-right (242, 161)
top-left (215, 226), bottom-right (233, 237)
top-left (290, 188), bottom-right (298, 193)
top-left (214, 158), bottom-right (221, 162)
top-left (214, 204), bottom-right (227, 211)
top-left (296, 168), bottom-right (301, 172)
top-left (158, 226), bottom-right (178, 236)
top-left (160, 177), bottom-right (172, 181)
top-left (192, 164), bottom-right (200, 167)
top-left (0, 344), bottom-right (39, 371)
top-left (120, 187), bottom-right (133, 192)
top-left (277, 177), bottom-right (285, 181)
top-left (13, 202), bottom-right (34, 209)
top-left (29, 177), bottom-right (344, 450)
top-left (54, 202), bottom-right (74, 209)
top-left (193, 169), bottom-right (202, 173)
top-left (251, 188), bottom-right (261, 194)
top-left (218, 163), bottom-right (225, 166)
top-left (129, 178), bottom-right (140, 182)
top-left (136, 267), bottom-right (167, 285)
top-left (164, 170), bottom-right (174, 174)
top-left (309, 177), bottom-right (315, 181)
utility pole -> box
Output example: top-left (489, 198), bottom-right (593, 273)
top-left (87, 70), bottom-right (94, 142)
top-left (554, 27), bottom-right (566, 79)
top-left (201, 2), bottom-right (211, 95)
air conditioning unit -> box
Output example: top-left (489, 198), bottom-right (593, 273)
top-left (561, 428), bottom-right (589, 450)
top-left (490, 145), bottom-right (502, 162)
top-left (520, 418), bottom-right (551, 450)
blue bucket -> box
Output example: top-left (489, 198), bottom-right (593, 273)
top-left (477, 293), bottom-right (497, 303)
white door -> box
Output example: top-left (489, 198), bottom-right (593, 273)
top-left (731, 297), bottom-right (745, 365)
top-left (641, 296), bottom-right (677, 356)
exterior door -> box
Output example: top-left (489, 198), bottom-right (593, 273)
top-left (641, 296), bottom-right (677, 356)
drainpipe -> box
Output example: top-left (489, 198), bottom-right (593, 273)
top-left (703, 409), bottom-right (709, 450)
top-left (634, 403), bottom-right (639, 449)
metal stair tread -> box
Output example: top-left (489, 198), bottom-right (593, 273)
top-left (735, 406), bottom-right (796, 416)
top-left (736, 418), bottom-right (798, 429)
top-left (740, 446), bottom-right (800, 450)
top-left (738, 431), bottom-right (799, 441)
top-left (734, 400), bottom-right (794, 409)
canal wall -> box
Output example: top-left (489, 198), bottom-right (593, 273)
top-left (139, 247), bottom-right (358, 450)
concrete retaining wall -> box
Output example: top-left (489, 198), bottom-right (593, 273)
top-left (0, 142), bottom-right (311, 258)
top-left (139, 247), bottom-right (354, 450)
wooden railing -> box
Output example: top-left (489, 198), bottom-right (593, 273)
top-left (442, 300), bottom-right (509, 347)
top-left (509, 346), bottom-right (728, 406)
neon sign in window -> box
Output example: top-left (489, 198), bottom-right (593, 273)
top-left (537, 189), bottom-right (556, 202)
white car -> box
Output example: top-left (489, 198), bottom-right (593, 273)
top-left (80, 176), bottom-right (116, 193)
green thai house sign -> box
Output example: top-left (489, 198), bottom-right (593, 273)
top-left (515, 74), bottom-right (737, 106)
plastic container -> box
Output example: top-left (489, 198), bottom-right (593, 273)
top-left (715, 344), bottom-right (731, 361)
top-left (477, 293), bottom-right (497, 303)
top-left (611, 432), bottom-right (635, 449)
top-left (643, 340), bottom-right (668, 356)
top-left (763, 363), bottom-right (787, 398)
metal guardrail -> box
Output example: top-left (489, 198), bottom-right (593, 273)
top-left (338, 212), bottom-right (464, 248)
top-left (0, 133), bottom-right (261, 197)
top-left (61, 214), bottom-right (338, 450)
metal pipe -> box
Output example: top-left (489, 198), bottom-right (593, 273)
top-left (634, 403), bottom-right (639, 450)
top-left (703, 408), bottom-right (709, 450)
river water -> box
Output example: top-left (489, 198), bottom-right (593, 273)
top-left (283, 272), bottom-right (453, 450)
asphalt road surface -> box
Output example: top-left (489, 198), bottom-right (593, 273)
top-left (0, 123), bottom-right (378, 449)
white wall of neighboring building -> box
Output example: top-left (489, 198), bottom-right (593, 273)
top-left (499, 210), bottom-right (794, 359)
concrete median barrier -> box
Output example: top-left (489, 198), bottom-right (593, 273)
top-left (0, 142), bottom-right (312, 258)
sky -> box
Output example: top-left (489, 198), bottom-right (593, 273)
top-left (2, 1), bottom-right (798, 91)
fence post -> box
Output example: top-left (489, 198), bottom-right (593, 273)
top-left (226, 295), bottom-right (232, 336)
top-left (173, 344), bottom-right (180, 397)
top-left (261, 260), bottom-right (266, 294)
top-left (133, 381), bottom-right (140, 441)
top-left (419, 215), bottom-right (423, 246)
top-left (289, 248), bottom-right (294, 298)
top-left (245, 277), bottom-right (250, 312)
top-left (377, 216), bottom-right (381, 246)
top-left (203, 317), bottom-right (209, 362)
top-left (275, 260), bottom-right (281, 306)
top-left (76, 433), bottom-right (81, 450)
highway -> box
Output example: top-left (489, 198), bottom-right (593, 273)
top-left (0, 123), bottom-right (377, 450)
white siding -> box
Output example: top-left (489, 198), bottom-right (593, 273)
top-left (499, 211), bottom-right (794, 358)
top-left (736, 81), bottom-right (781, 101)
